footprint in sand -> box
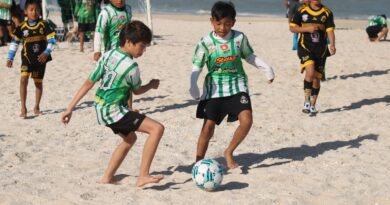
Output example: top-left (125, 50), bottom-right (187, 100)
top-left (80, 192), bottom-right (97, 200)
top-left (15, 152), bottom-right (31, 162)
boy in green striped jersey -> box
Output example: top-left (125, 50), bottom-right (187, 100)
top-left (93, 0), bottom-right (131, 61)
top-left (74, 0), bottom-right (98, 52)
top-left (62, 21), bottom-right (164, 187)
top-left (0, 0), bottom-right (12, 45)
top-left (190, 1), bottom-right (275, 169)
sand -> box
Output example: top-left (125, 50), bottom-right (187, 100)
top-left (0, 14), bottom-right (389, 205)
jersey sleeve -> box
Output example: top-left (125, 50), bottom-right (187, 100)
top-left (290, 9), bottom-right (302, 28)
top-left (240, 34), bottom-right (254, 59)
top-left (89, 58), bottom-right (105, 82)
top-left (325, 11), bottom-right (336, 32)
top-left (94, 9), bottom-right (109, 52)
top-left (192, 39), bottom-right (208, 68)
top-left (12, 25), bottom-right (22, 42)
top-left (43, 21), bottom-right (56, 39)
top-left (126, 64), bottom-right (142, 91)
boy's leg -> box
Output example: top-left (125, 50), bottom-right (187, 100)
top-left (310, 77), bottom-right (321, 112)
top-left (196, 119), bottom-right (216, 162)
top-left (224, 110), bottom-right (252, 169)
top-left (101, 132), bottom-right (137, 183)
top-left (303, 63), bottom-right (315, 113)
top-left (135, 117), bottom-right (165, 187)
top-left (33, 79), bottom-right (43, 115)
top-left (20, 75), bottom-right (29, 118)
top-left (79, 31), bottom-right (85, 52)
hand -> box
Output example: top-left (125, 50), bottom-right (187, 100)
top-left (38, 52), bottom-right (49, 64)
top-left (268, 78), bottom-right (274, 84)
top-left (329, 45), bottom-right (336, 55)
top-left (6, 60), bottom-right (13, 68)
top-left (61, 109), bottom-right (73, 124)
top-left (149, 79), bottom-right (160, 89)
top-left (94, 52), bottom-right (102, 61)
top-left (306, 25), bottom-right (319, 33)
top-left (189, 86), bottom-right (200, 100)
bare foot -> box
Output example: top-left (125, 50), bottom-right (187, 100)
top-left (224, 150), bottom-right (239, 169)
top-left (20, 107), bottom-right (27, 119)
top-left (136, 175), bottom-right (164, 187)
top-left (33, 106), bottom-right (41, 115)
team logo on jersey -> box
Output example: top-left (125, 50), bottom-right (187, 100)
top-left (33, 44), bottom-right (40, 53)
top-left (120, 15), bottom-right (126, 20)
top-left (39, 27), bottom-right (44, 35)
top-left (23, 30), bottom-right (29, 37)
top-left (235, 41), bottom-right (241, 49)
top-left (321, 16), bottom-right (327, 23)
top-left (208, 43), bottom-right (216, 53)
top-left (220, 44), bottom-right (229, 51)
top-left (240, 95), bottom-right (249, 104)
top-left (302, 14), bottom-right (309, 22)
top-left (215, 56), bottom-right (237, 64)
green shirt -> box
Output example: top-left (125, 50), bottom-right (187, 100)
top-left (74, 0), bottom-right (98, 24)
top-left (368, 15), bottom-right (387, 27)
top-left (95, 4), bottom-right (132, 53)
top-left (192, 30), bottom-right (254, 100)
top-left (0, 0), bottom-right (11, 21)
top-left (89, 48), bottom-right (141, 125)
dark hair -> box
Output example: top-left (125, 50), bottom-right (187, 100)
top-left (25, 0), bottom-right (41, 10)
top-left (119, 20), bottom-right (152, 46)
top-left (211, 1), bottom-right (236, 21)
top-left (380, 14), bottom-right (387, 19)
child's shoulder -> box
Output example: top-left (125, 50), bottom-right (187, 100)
top-left (321, 5), bottom-right (333, 14)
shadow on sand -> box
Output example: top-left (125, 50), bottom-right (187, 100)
top-left (321, 95), bottom-right (390, 113)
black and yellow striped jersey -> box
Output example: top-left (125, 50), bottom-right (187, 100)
top-left (12, 20), bottom-right (56, 64)
top-left (290, 4), bottom-right (335, 50)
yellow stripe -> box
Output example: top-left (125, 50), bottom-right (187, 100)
top-left (94, 96), bottom-right (104, 105)
top-left (21, 72), bottom-right (30, 77)
top-left (289, 23), bottom-right (299, 27)
top-left (33, 79), bottom-right (43, 83)
top-left (301, 60), bottom-right (314, 69)
top-left (47, 32), bottom-right (56, 39)
top-left (302, 7), bottom-right (327, 16)
top-left (302, 23), bottom-right (325, 31)
top-left (326, 27), bottom-right (335, 32)
top-left (24, 36), bottom-right (46, 43)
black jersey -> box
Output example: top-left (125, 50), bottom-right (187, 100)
top-left (290, 4), bottom-right (335, 54)
top-left (12, 20), bottom-right (56, 64)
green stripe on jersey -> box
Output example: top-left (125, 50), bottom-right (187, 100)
top-left (89, 48), bottom-right (140, 125)
top-left (192, 30), bottom-right (254, 100)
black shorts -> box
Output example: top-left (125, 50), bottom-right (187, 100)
top-left (107, 111), bottom-right (146, 136)
top-left (366, 25), bottom-right (383, 38)
top-left (21, 62), bottom-right (47, 80)
top-left (0, 19), bottom-right (11, 26)
top-left (196, 92), bottom-right (252, 125)
top-left (78, 23), bottom-right (96, 32)
top-left (298, 46), bottom-right (329, 79)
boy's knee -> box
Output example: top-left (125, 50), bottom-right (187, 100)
top-left (153, 123), bottom-right (165, 136)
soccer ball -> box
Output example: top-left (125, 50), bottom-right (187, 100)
top-left (191, 159), bottom-right (223, 191)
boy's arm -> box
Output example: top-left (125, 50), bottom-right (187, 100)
top-left (93, 11), bottom-right (108, 60)
top-left (245, 54), bottom-right (275, 83)
top-left (133, 79), bottom-right (159, 95)
top-left (327, 30), bottom-right (336, 55)
top-left (62, 79), bottom-right (95, 124)
top-left (189, 65), bottom-right (202, 99)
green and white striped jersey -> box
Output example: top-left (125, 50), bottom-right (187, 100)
top-left (192, 30), bottom-right (254, 100)
top-left (95, 4), bottom-right (131, 52)
top-left (0, 0), bottom-right (11, 21)
top-left (368, 15), bottom-right (387, 27)
top-left (74, 0), bottom-right (98, 24)
top-left (89, 48), bottom-right (142, 125)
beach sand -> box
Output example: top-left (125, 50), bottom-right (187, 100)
top-left (0, 15), bottom-right (389, 205)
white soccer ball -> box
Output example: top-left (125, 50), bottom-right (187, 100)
top-left (191, 159), bottom-right (223, 191)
